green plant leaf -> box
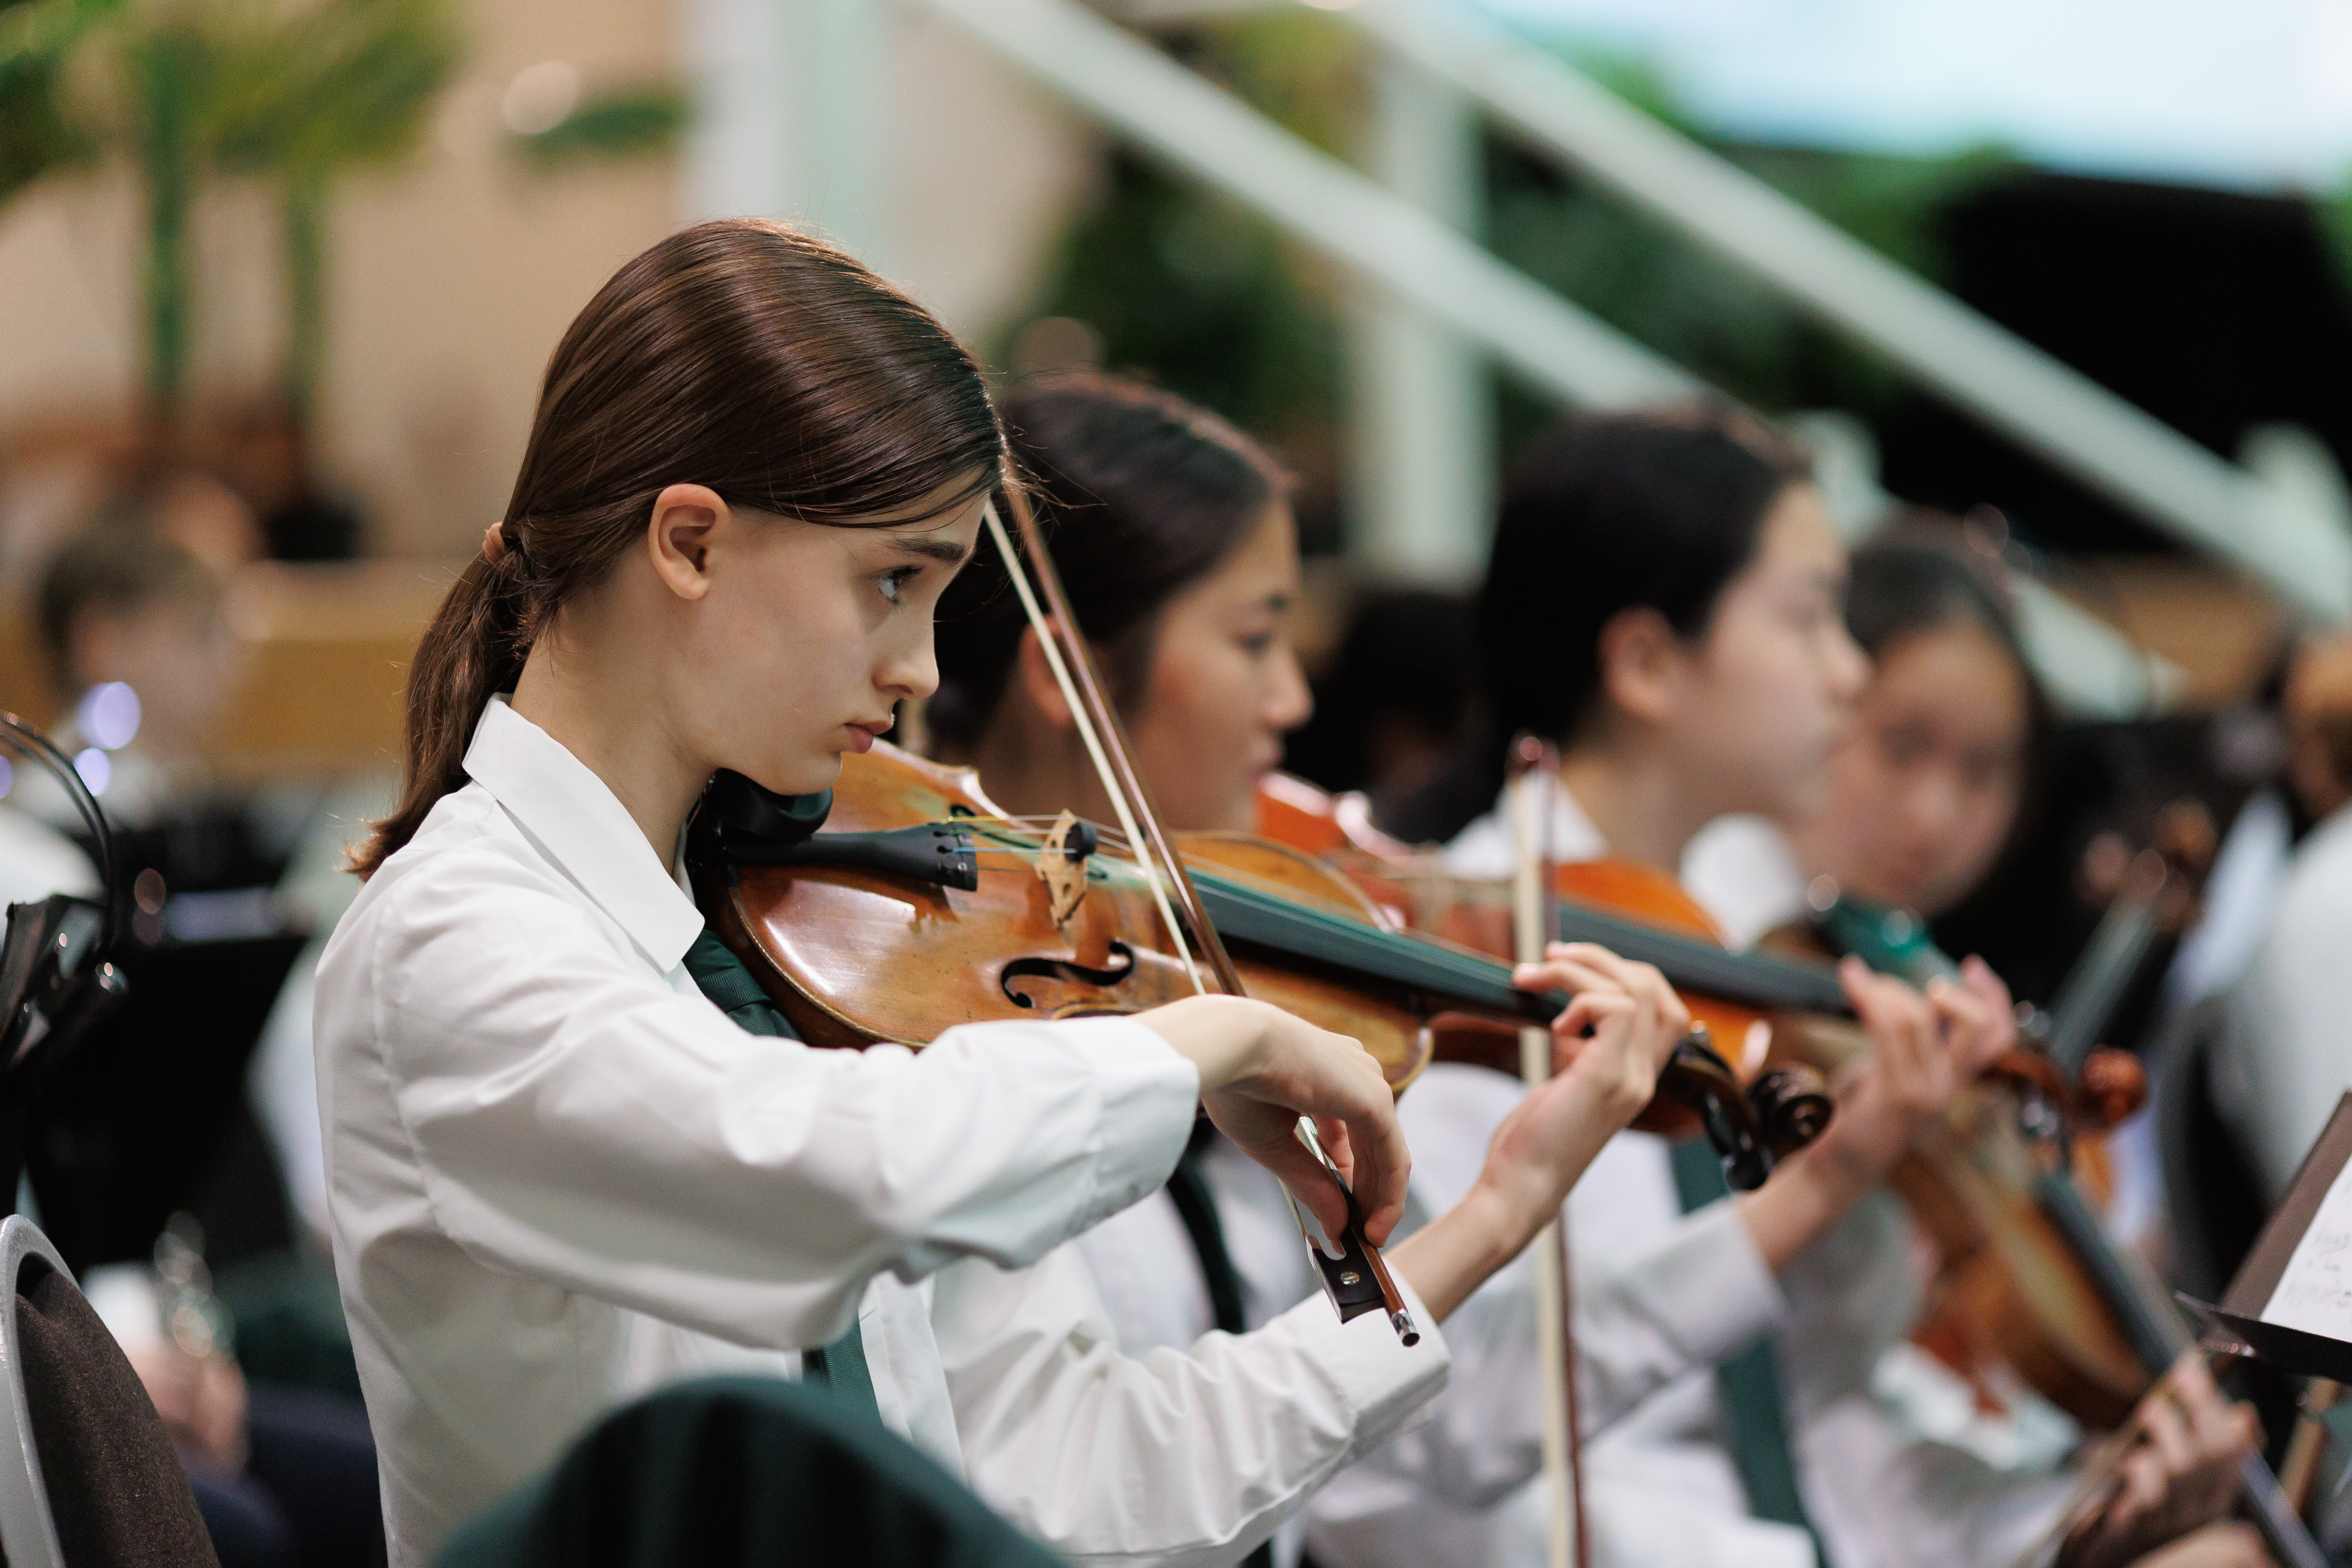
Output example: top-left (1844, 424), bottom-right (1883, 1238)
top-left (505, 84), bottom-right (688, 172)
top-left (0, 0), bottom-right (122, 201)
top-left (206, 0), bottom-right (460, 180)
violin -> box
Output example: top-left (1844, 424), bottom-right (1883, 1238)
top-left (687, 741), bottom-right (1820, 1192)
top-left (1261, 773), bottom-right (2322, 1567)
top-left (1256, 779), bottom-right (1841, 1169)
top-left (1253, 773), bottom-right (2156, 1409)
top-left (1796, 875), bottom-right (2322, 1568)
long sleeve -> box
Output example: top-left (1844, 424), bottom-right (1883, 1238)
top-left (1332, 1192), bottom-right (1786, 1514)
top-left (322, 706), bottom-right (1218, 1565)
top-left (1318, 1069), bottom-right (1786, 1511)
top-left (345, 845), bottom-right (1199, 1349)
top-left (932, 1243), bottom-right (1449, 1568)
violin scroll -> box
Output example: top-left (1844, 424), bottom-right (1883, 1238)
top-left (1654, 1029), bottom-right (1782, 1192)
top-left (1747, 1065), bottom-right (1834, 1156)
top-left (2074, 1047), bottom-right (2147, 1130)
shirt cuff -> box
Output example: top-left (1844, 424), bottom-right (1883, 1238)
top-left (1273, 1272), bottom-right (1454, 1459)
top-left (1047, 1014), bottom-right (1203, 1231)
top-left (1613, 1197), bottom-right (1789, 1367)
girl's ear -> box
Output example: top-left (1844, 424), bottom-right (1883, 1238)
top-left (1595, 605), bottom-right (1684, 727)
top-left (647, 483), bottom-right (732, 601)
top-left (1013, 625), bottom-right (1078, 732)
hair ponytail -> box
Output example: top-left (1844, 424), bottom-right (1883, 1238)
top-left (369, 552), bottom-right (530, 872)
top-left (353, 218), bottom-right (1002, 877)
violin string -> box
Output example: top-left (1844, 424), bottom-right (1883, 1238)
top-left (981, 502), bottom-right (1205, 993)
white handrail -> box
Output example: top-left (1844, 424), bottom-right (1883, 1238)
top-left (916, 0), bottom-right (1689, 410)
top-left (1336, 0), bottom-right (2352, 624)
top-left (913, 0), bottom-right (2175, 713)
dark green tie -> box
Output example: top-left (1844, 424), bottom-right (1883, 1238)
top-left (1669, 1137), bottom-right (1822, 1563)
top-left (1161, 1120), bottom-right (1274, 1568)
top-left (682, 930), bottom-right (878, 1419)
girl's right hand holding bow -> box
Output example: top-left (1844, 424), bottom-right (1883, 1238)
top-left (1136, 995), bottom-right (1409, 1248)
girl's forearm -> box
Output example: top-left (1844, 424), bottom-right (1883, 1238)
top-left (1387, 1183), bottom-right (1527, 1323)
top-left (1734, 1139), bottom-right (1877, 1271)
top-left (1385, 1076), bottom-right (1628, 1323)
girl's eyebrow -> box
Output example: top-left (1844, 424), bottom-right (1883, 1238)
top-left (889, 535), bottom-right (972, 567)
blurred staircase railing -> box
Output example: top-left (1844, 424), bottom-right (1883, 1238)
top-left (1335, 0), bottom-right (2350, 627)
top-left (915, 0), bottom-right (2186, 712)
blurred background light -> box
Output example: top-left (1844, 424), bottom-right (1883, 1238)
top-left (76, 682), bottom-right (142, 752)
top-left (72, 748), bottom-right (110, 797)
top-left (501, 61), bottom-right (584, 138)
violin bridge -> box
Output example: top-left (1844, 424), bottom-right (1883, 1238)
top-left (1038, 809), bottom-right (1091, 926)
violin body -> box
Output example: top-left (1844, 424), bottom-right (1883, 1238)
top-left (698, 744), bottom-right (1436, 1089)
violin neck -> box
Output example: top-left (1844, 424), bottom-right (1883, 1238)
top-left (2041, 892), bottom-right (2163, 1079)
top-left (1553, 903), bottom-right (1852, 1018)
top-left (2036, 1170), bottom-right (2328, 1568)
top-left (1190, 869), bottom-right (1560, 1026)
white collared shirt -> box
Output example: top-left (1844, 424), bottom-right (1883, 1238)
top-left (1308, 781), bottom-right (2072, 1568)
top-left (316, 698), bottom-right (1202, 1563)
top-left (1061, 1136), bottom-right (1449, 1568)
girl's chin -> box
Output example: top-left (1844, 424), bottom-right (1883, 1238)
top-left (745, 753), bottom-right (847, 798)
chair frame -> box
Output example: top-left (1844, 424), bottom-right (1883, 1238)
top-left (0, 1214), bottom-right (75, 1568)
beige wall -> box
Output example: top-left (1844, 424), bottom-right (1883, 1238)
top-left (0, 0), bottom-right (1097, 564)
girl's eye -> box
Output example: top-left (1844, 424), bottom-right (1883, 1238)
top-left (878, 568), bottom-right (917, 604)
top-left (1238, 632), bottom-right (1275, 656)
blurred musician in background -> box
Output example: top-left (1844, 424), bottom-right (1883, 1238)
top-left (1311, 410), bottom-right (2262, 1568)
top-left (1684, 527), bottom-right (2044, 954)
top-left (2217, 630), bottom-right (2352, 1203)
top-left (931, 372), bottom-right (1715, 1567)
top-left (27, 506), bottom-right (242, 832)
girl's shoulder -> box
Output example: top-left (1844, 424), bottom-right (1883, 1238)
top-left (324, 783), bottom-right (579, 961)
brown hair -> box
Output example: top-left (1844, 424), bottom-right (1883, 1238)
top-left (354, 219), bottom-right (1002, 877)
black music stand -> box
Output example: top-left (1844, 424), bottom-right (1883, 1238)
top-left (22, 927), bottom-right (307, 1273)
top-left (2184, 1092), bottom-right (2352, 1385)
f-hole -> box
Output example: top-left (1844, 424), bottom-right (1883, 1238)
top-left (1002, 942), bottom-right (1138, 1009)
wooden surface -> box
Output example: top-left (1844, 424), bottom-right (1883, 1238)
top-left (0, 558), bottom-right (458, 780)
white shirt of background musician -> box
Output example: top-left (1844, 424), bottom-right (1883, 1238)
top-left (2222, 799), bottom-right (2352, 1202)
top-left (1309, 783), bottom-right (2074, 1568)
top-left (314, 697), bottom-right (1204, 1565)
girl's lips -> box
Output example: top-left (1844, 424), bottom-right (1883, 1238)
top-left (846, 729), bottom-right (875, 754)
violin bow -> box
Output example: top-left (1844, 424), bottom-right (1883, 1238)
top-left (1510, 735), bottom-right (1588, 1568)
top-left (981, 482), bottom-right (1420, 1347)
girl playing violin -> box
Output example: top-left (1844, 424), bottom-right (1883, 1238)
top-left (1683, 527), bottom-right (2271, 1568)
top-left (314, 223), bottom-right (1685, 1568)
top-left (1318, 410), bottom-right (2259, 1568)
top-left (1684, 526), bottom-right (2045, 950)
top-left (928, 371), bottom-right (1722, 1566)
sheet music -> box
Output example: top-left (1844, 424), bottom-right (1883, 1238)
top-left (2263, 1154), bottom-right (2352, 1339)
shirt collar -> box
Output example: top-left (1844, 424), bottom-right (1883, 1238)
top-left (462, 696), bottom-right (706, 972)
top-left (1443, 775), bottom-right (1610, 877)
